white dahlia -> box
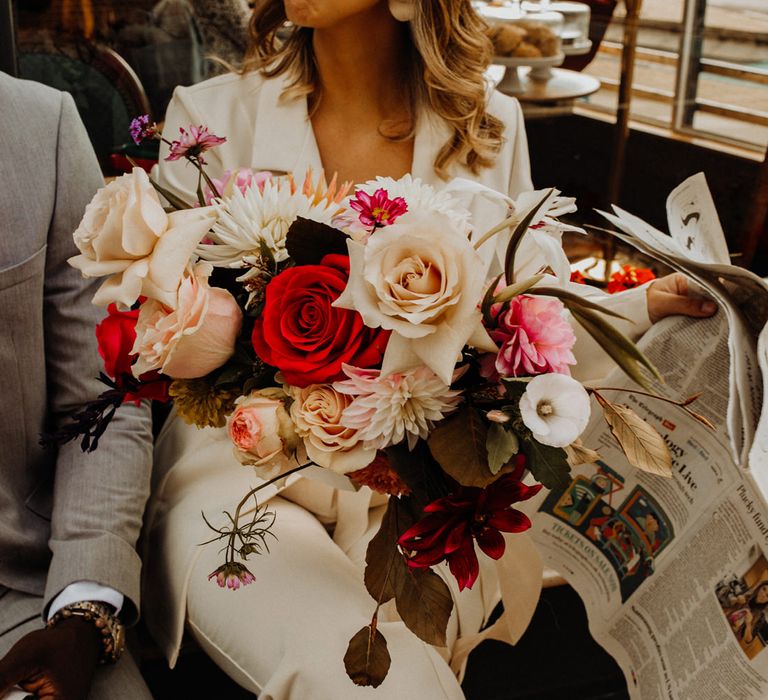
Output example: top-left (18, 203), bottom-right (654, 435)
top-left (352, 175), bottom-right (471, 234)
top-left (334, 364), bottom-right (462, 451)
top-left (198, 171), bottom-right (349, 268)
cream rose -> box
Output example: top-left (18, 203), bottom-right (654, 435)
top-left (228, 388), bottom-right (299, 479)
top-left (334, 211), bottom-right (495, 384)
top-left (131, 262), bottom-right (242, 378)
top-left (289, 384), bottom-right (376, 475)
top-left (69, 167), bottom-right (215, 309)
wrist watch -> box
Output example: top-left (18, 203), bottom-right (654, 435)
top-left (47, 601), bottom-right (125, 664)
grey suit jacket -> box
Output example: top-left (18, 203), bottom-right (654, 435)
top-left (0, 72), bottom-right (153, 624)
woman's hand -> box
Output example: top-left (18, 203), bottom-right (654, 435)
top-left (647, 272), bottom-right (718, 323)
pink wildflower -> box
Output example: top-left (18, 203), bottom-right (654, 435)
top-left (349, 188), bottom-right (407, 229)
top-left (208, 562), bottom-right (256, 590)
top-left (481, 294), bottom-right (576, 380)
top-left (203, 168), bottom-right (272, 205)
top-left (129, 114), bottom-right (157, 144)
top-left (166, 125), bottom-right (227, 164)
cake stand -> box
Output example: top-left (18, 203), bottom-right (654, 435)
top-left (493, 53), bottom-right (566, 94)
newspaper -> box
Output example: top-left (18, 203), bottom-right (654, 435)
top-left (527, 174), bottom-right (768, 699)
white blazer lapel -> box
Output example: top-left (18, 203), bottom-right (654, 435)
top-left (411, 110), bottom-right (452, 184)
top-left (250, 75), bottom-right (323, 175)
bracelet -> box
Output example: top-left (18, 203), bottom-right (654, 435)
top-left (47, 601), bottom-right (125, 664)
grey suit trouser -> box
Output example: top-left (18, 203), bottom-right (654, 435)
top-left (0, 587), bottom-right (153, 700)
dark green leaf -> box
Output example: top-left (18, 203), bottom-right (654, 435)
top-left (487, 424), bottom-right (520, 475)
top-left (428, 406), bottom-right (494, 487)
top-left (285, 216), bottom-right (350, 265)
top-left (535, 286), bottom-right (630, 321)
top-left (493, 274), bottom-right (546, 305)
top-left (344, 625), bottom-right (391, 688)
top-left (570, 306), bottom-right (662, 390)
top-left (481, 273), bottom-right (503, 325)
top-left (522, 439), bottom-right (572, 490)
top-left (504, 189), bottom-right (554, 285)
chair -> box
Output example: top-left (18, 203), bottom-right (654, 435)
top-left (18, 39), bottom-right (151, 171)
top-left (561, 0), bottom-right (619, 72)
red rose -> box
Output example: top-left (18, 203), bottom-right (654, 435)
top-left (96, 304), bottom-right (139, 379)
top-left (252, 254), bottom-right (389, 387)
top-left (95, 303), bottom-right (170, 403)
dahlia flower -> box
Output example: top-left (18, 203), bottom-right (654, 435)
top-left (482, 294), bottom-right (576, 380)
top-left (398, 463), bottom-right (541, 591)
top-left (334, 364), bottom-right (462, 450)
top-left (519, 373), bottom-right (591, 448)
top-left (199, 171), bottom-right (348, 267)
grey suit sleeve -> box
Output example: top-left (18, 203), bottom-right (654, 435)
top-left (43, 93), bottom-right (154, 625)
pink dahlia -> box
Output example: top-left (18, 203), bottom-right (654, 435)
top-left (166, 125), bottom-right (226, 164)
top-left (349, 188), bottom-right (407, 229)
top-left (334, 364), bottom-right (462, 450)
top-left (482, 294), bottom-right (576, 380)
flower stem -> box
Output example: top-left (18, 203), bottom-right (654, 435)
top-left (225, 461), bottom-right (312, 562)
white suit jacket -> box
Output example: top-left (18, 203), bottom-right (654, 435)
top-left (145, 69), bottom-right (650, 664)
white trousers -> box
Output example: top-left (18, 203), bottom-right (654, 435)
top-left (184, 495), bottom-right (466, 699)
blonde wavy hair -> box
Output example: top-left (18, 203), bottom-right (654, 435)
top-left (242, 1), bottom-right (504, 179)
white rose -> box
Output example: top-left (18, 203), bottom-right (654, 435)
top-left (69, 167), bottom-right (215, 309)
top-left (131, 263), bottom-right (242, 378)
top-left (334, 212), bottom-right (495, 384)
top-left (519, 373), bottom-right (591, 448)
top-left (289, 384), bottom-right (375, 475)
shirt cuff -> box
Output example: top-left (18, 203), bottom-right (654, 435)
top-left (47, 582), bottom-right (125, 621)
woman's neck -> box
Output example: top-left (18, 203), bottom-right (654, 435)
top-left (311, 6), bottom-right (410, 121)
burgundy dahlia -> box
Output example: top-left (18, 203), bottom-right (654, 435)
top-left (398, 457), bottom-right (541, 591)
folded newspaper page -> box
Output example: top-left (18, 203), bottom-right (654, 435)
top-left (527, 174), bottom-right (768, 699)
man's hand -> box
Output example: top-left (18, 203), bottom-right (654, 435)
top-left (0, 618), bottom-right (101, 700)
top-left (647, 272), bottom-right (718, 323)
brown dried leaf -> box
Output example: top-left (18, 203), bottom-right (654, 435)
top-left (597, 396), bottom-right (673, 477)
top-left (364, 499), bottom-right (453, 648)
top-left (393, 566), bottom-right (453, 647)
top-left (428, 406), bottom-right (494, 487)
top-left (564, 439), bottom-right (602, 467)
top-left (344, 625), bottom-right (391, 688)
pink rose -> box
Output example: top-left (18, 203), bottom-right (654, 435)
top-left (131, 262), bottom-right (242, 378)
top-left (482, 294), bottom-right (576, 380)
top-left (228, 389), bottom-right (298, 477)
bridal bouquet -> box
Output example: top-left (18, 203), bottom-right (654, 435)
top-left (56, 118), bottom-right (710, 687)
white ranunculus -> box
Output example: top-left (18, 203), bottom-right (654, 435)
top-left (333, 211), bottom-right (495, 384)
top-left (519, 373), bottom-right (591, 448)
top-left (69, 167), bottom-right (216, 309)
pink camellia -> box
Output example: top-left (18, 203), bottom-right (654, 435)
top-left (349, 187), bottom-right (407, 229)
top-left (131, 263), bottom-right (242, 379)
top-left (482, 294), bottom-right (576, 380)
top-left (203, 168), bottom-right (272, 205)
top-left (165, 125), bottom-right (226, 164)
